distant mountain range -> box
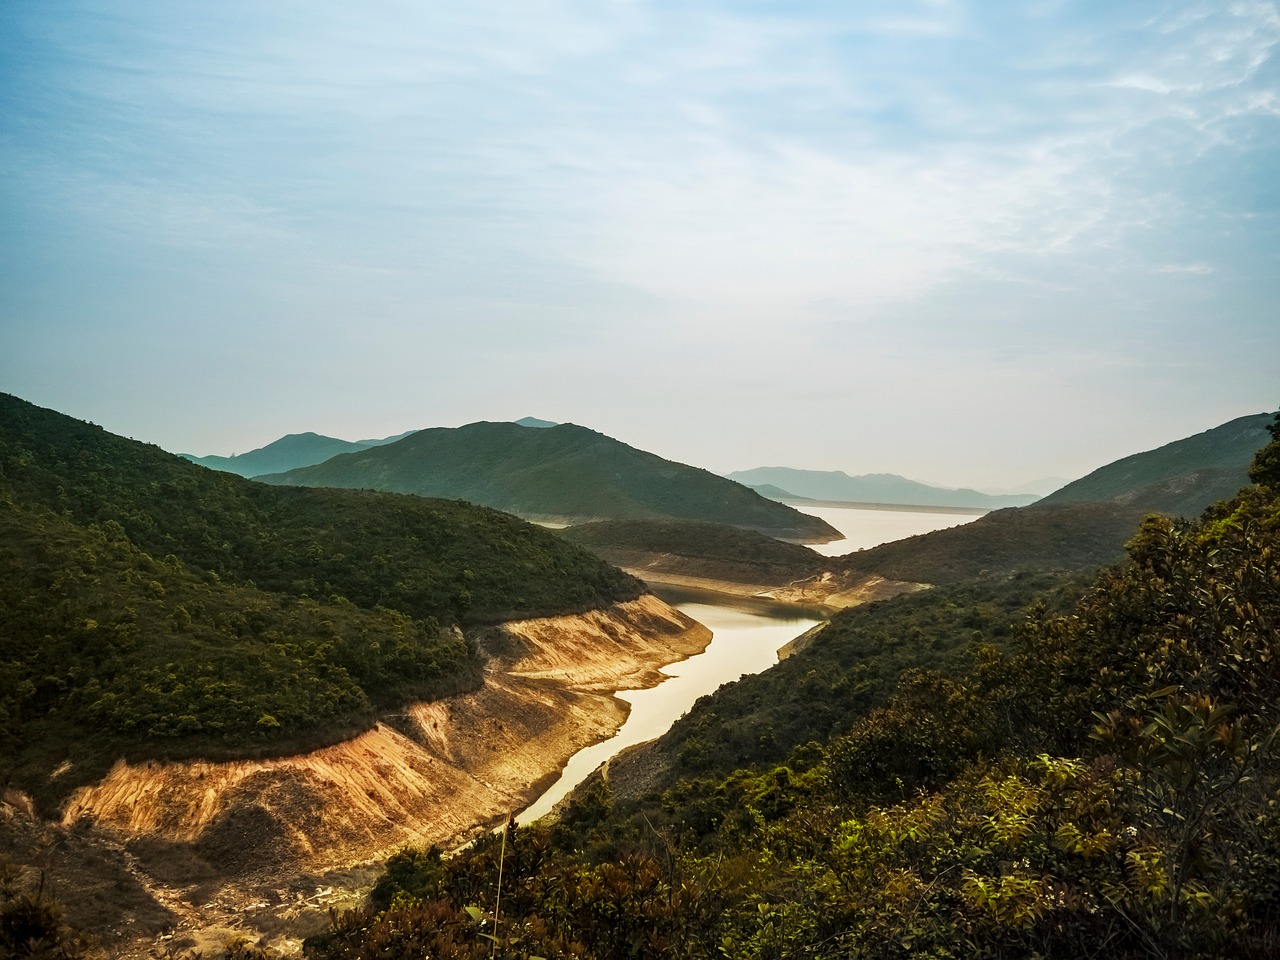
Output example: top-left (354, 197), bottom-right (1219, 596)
top-left (180, 430), bottom-right (414, 478)
top-left (259, 421), bottom-right (840, 542)
top-left (575, 410), bottom-right (1278, 603)
top-left (181, 419), bottom-right (560, 477)
top-left (726, 467), bottom-right (1042, 509)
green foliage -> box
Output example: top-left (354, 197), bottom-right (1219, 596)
top-left (0, 393), bottom-right (643, 787)
top-left (1247, 410), bottom-right (1280, 488)
top-left (560, 518), bottom-right (828, 586)
top-left (652, 573), bottom-right (1084, 781)
top-left (319, 434), bottom-right (1280, 959)
top-left (257, 419), bottom-right (839, 541)
top-left (1041, 410), bottom-right (1275, 514)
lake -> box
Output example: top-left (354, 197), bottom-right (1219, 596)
top-left (516, 501), bottom-right (979, 822)
top-left (791, 501), bottom-right (984, 556)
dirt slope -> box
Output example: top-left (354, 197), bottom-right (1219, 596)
top-left (24, 595), bottom-right (709, 956)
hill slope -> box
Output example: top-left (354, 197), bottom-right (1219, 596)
top-left (727, 467), bottom-right (1040, 508)
top-left (260, 421), bottom-right (840, 541)
top-left (0, 394), bottom-right (643, 783)
top-left (1039, 411), bottom-right (1274, 514)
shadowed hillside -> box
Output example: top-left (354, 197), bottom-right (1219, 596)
top-left (0, 393), bottom-right (643, 792)
top-left (560, 519), bottom-right (829, 590)
top-left (260, 421), bottom-right (840, 541)
top-left (1039, 411), bottom-right (1273, 514)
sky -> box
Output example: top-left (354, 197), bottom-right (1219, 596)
top-left (2, 0), bottom-right (1277, 490)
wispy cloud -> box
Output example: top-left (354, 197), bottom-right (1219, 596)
top-left (1, 0), bottom-right (1276, 483)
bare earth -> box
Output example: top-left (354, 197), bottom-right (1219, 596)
top-left (1, 595), bottom-right (709, 958)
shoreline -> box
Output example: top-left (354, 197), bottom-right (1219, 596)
top-left (35, 595), bottom-right (710, 958)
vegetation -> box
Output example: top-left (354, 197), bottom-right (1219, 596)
top-left (833, 501), bottom-right (1151, 581)
top-left (257, 420), bottom-right (841, 541)
top-left (560, 518), bottom-right (828, 586)
top-left (641, 572), bottom-right (1087, 784)
top-left (0, 857), bottom-right (89, 959)
top-left (306, 415), bottom-right (1280, 959)
top-left (0, 394), bottom-right (642, 789)
top-left (1039, 410), bottom-right (1273, 514)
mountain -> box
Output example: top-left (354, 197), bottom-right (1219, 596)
top-left (260, 421), bottom-right (841, 542)
top-left (514, 416), bottom-right (557, 428)
top-left (560, 519), bottom-right (829, 596)
top-left (315, 430), bottom-right (1280, 960)
top-left (1037, 411), bottom-right (1275, 515)
top-left (180, 431), bottom-right (378, 477)
top-left (0, 393), bottom-right (643, 787)
top-left (727, 467), bottom-right (1040, 509)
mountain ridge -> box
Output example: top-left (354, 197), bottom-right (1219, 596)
top-left (260, 421), bottom-right (841, 542)
top-left (727, 466), bottom-right (1041, 509)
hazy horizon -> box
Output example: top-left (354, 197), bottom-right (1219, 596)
top-left (3, 1), bottom-right (1277, 489)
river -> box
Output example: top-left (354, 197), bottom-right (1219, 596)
top-left (517, 502), bottom-right (976, 822)
top-left (517, 594), bottom-right (821, 821)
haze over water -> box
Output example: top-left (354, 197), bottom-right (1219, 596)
top-left (794, 503), bottom-right (980, 557)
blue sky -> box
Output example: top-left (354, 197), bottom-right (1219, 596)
top-left (2, 0), bottom-right (1277, 488)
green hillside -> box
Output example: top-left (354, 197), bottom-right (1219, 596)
top-left (1039, 411), bottom-right (1273, 513)
top-left (306, 416), bottom-right (1280, 960)
top-left (560, 518), bottom-right (829, 586)
top-left (0, 394), bottom-right (642, 790)
top-left (833, 501), bottom-right (1149, 583)
top-left (260, 421), bottom-right (840, 541)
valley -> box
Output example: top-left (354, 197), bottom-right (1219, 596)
top-left (4, 394), bottom-right (1278, 960)
top-left (5, 597), bottom-right (710, 956)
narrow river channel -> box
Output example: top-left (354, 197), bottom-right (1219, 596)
top-left (518, 503), bottom-right (972, 822)
top-left (517, 594), bottom-right (821, 821)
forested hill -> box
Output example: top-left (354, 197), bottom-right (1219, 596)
top-left (1038, 411), bottom-right (1274, 514)
top-left (258, 421), bottom-right (840, 542)
top-left (0, 394), bottom-right (642, 784)
top-left (308, 416), bottom-right (1280, 960)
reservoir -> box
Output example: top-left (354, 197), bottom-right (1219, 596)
top-left (791, 502), bottom-right (984, 556)
top-left (518, 596), bottom-right (820, 821)
top-left (518, 502), bottom-right (974, 822)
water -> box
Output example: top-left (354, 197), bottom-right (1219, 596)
top-left (517, 597), bottom-right (819, 821)
top-left (515, 501), bottom-right (979, 822)
top-left (792, 502), bottom-right (984, 557)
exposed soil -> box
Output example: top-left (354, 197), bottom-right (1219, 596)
top-left (3, 596), bottom-right (708, 958)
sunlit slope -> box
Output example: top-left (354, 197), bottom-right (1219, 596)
top-left (260, 421), bottom-right (840, 541)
